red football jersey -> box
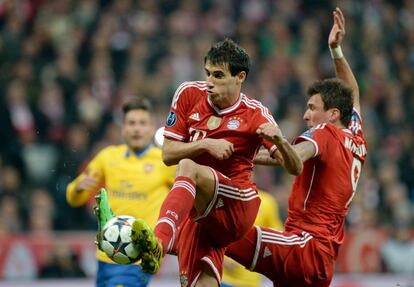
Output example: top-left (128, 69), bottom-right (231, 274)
top-left (163, 81), bottom-right (277, 185)
top-left (285, 109), bottom-right (367, 258)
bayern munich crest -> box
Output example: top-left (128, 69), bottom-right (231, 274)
top-left (227, 117), bottom-right (241, 130)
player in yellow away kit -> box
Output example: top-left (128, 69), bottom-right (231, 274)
top-left (66, 97), bottom-right (175, 287)
top-left (221, 190), bottom-right (283, 287)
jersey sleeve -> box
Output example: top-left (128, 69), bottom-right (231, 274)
top-left (163, 82), bottom-right (194, 142)
top-left (293, 123), bottom-right (333, 158)
top-left (348, 108), bottom-right (364, 137)
top-left (66, 149), bottom-right (106, 207)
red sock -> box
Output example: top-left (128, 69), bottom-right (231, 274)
top-left (154, 176), bottom-right (196, 254)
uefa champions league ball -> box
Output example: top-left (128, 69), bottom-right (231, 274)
top-left (100, 215), bottom-right (140, 264)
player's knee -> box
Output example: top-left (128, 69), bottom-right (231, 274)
top-left (176, 158), bottom-right (198, 179)
top-left (196, 266), bottom-right (219, 287)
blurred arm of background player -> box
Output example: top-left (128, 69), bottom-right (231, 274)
top-left (66, 165), bottom-right (102, 207)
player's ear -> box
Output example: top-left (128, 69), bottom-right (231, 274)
top-left (237, 71), bottom-right (246, 84)
top-left (329, 108), bottom-right (341, 122)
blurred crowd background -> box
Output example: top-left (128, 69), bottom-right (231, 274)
top-left (0, 0), bottom-right (414, 280)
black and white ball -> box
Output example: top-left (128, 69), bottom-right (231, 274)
top-left (100, 216), bottom-right (139, 264)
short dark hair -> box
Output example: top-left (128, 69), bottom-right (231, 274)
top-left (204, 38), bottom-right (250, 77)
top-left (307, 78), bottom-right (353, 126)
top-left (122, 96), bottom-right (153, 117)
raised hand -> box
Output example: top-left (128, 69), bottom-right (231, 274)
top-left (203, 138), bottom-right (234, 160)
top-left (328, 7), bottom-right (345, 48)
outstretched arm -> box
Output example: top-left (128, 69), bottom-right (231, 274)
top-left (66, 168), bottom-right (101, 207)
top-left (329, 7), bottom-right (360, 114)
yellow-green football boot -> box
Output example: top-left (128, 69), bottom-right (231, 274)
top-left (131, 219), bottom-right (163, 274)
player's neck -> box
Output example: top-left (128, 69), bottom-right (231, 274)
top-left (126, 144), bottom-right (152, 158)
top-left (215, 92), bottom-right (241, 109)
top-left (331, 121), bottom-right (345, 130)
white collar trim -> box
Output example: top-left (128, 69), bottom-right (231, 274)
top-left (207, 93), bottom-right (243, 115)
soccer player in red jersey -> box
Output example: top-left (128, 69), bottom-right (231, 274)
top-left (130, 38), bottom-right (303, 286)
top-left (225, 8), bottom-right (367, 287)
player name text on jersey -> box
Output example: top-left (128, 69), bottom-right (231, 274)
top-left (344, 137), bottom-right (367, 157)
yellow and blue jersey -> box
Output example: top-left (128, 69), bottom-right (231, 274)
top-left (66, 144), bottom-right (175, 263)
top-left (222, 190), bottom-right (283, 287)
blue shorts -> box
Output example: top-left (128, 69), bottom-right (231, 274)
top-left (96, 261), bottom-right (152, 287)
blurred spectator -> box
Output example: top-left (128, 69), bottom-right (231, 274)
top-left (21, 140), bottom-right (58, 186)
top-left (383, 182), bottom-right (414, 225)
top-left (56, 124), bottom-right (90, 182)
top-left (54, 124), bottom-right (96, 230)
top-left (0, 0), bottom-right (412, 278)
top-left (4, 79), bottom-right (38, 145)
top-left (38, 242), bottom-right (86, 278)
top-left (0, 194), bottom-right (24, 234)
top-left (37, 82), bottom-right (67, 144)
top-left (75, 83), bottom-right (105, 133)
top-left (27, 188), bottom-right (56, 235)
top-left (381, 222), bottom-right (414, 274)
top-left (0, 165), bottom-right (22, 195)
top-left (0, 165), bottom-right (25, 234)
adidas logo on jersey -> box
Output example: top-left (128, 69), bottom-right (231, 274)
top-left (216, 198), bottom-right (224, 208)
top-left (263, 246), bottom-right (272, 258)
top-left (190, 113), bottom-right (200, 121)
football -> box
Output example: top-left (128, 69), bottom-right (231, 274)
top-left (100, 215), bottom-right (140, 264)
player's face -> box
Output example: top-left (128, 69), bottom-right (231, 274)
top-left (122, 109), bottom-right (154, 151)
top-left (204, 61), bottom-right (245, 108)
top-left (303, 94), bottom-right (331, 128)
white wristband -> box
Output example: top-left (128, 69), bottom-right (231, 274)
top-left (329, 45), bottom-right (344, 59)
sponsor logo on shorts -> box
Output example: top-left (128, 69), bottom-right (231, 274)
top-left (180, 273), bottom-right (188, 287)
top-left (263, 246), bottom-right (272, 258)
top-left (216, 198), bottom-right (224, 208)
